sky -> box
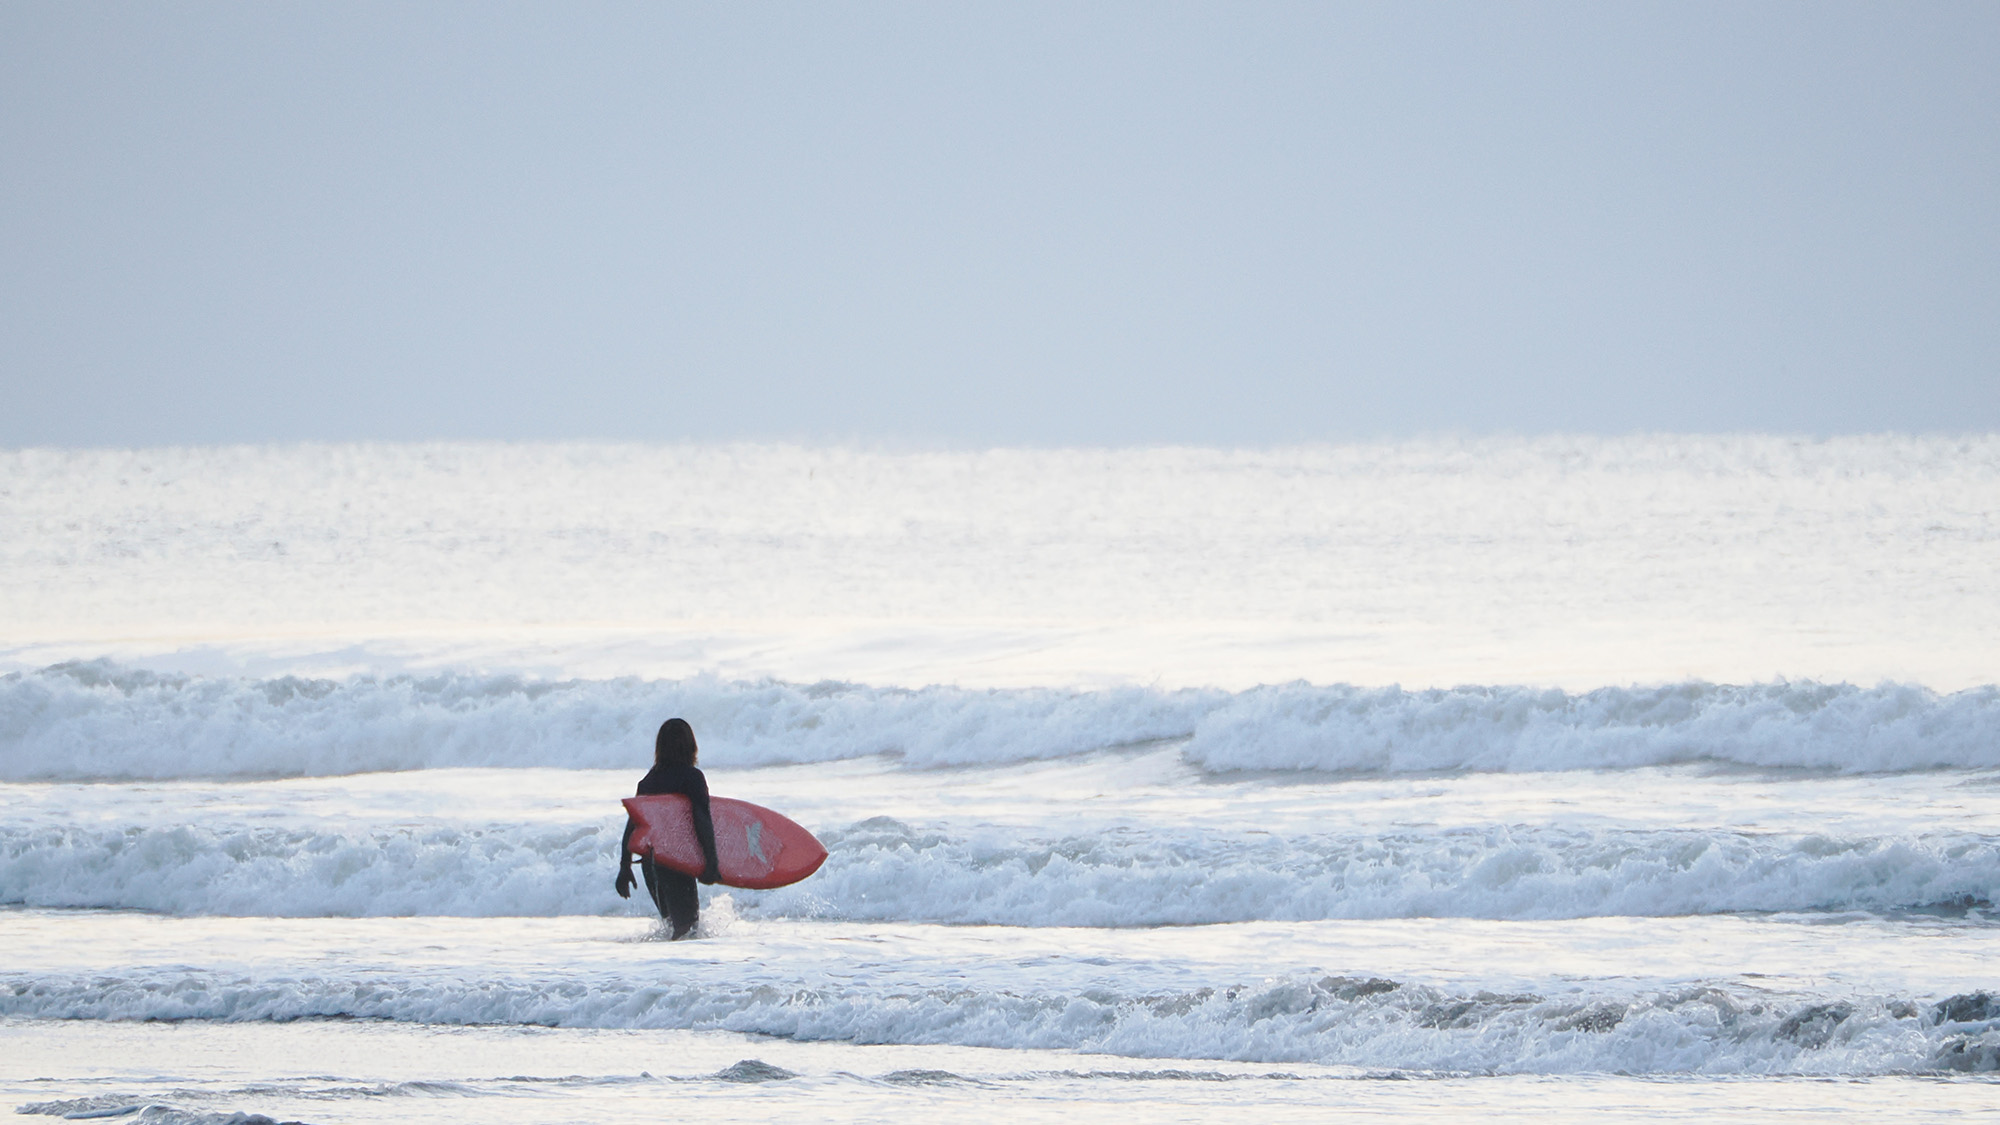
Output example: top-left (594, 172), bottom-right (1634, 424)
top-left (2, 1), bottom-right (1996, 448)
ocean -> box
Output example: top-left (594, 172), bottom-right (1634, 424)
top-left (3, 436), bottom-right (1997, 1122)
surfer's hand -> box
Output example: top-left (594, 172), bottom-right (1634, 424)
top-left (699, 863), bottom-right (720, 886)
top-left (614, 867), bottom-right (633, 898)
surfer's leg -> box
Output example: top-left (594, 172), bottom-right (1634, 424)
top-left (661, 870), bottom-right (700, 939)
top-left (639, 857), bottom-right (672, 921)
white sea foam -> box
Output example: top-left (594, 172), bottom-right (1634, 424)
top-left (1, 961), bottom-right (1990, 1076)
top-left (0, 661), bottom-right (1217, 779)
top-left (5, 815), bottom-right (1994, 922)
top-left (1182, 680), bottom-right (2000, 775)
top-left (772, 819), bottom-right (2000, 926)
top-left (5, 661), bottom-right (1997, 782)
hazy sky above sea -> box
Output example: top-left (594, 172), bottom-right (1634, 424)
top-left (3, 2), bottom-right (1996, 447)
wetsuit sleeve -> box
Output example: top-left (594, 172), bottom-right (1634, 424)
top-left (621, 774), bottom-right (653, 865)
top-left (612, 806), bottom-right (638, 898)
top-left (619, 813), bottom-right (638, 864)
top-left (689, 770), bottom-right (720, 880)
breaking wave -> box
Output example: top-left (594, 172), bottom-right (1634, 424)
top-left (4, 660), bottom-right (1998, 781)
top-left (5, 817), bottom-right (1996, 922)
top-left (6, 963), bottom-right (1999, 1076)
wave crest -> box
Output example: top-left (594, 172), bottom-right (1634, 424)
top-left (1184, 680), bottom-right (2000, 774)
top-left (6, 661), bottom-right (1999, 781)
top-left (3, 963), bottom-right (1990, 1075)
top-left (6, 818), bottom-right (1995, 922)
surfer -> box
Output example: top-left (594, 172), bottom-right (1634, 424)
top-left (614, 718), bottom-right (721, 939)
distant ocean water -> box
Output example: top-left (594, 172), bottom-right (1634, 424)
top-left (4, 436), bottom-right (1995, 688)
top-left (3, 437), bottom-right (1998, 1123)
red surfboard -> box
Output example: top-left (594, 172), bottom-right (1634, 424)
top-left (623, 795), bottom-right (828, 890)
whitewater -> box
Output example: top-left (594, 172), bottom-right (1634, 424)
top-left (3, 437), bottom-right (1998, 1123)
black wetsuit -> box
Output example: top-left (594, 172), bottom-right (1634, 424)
top-left (622, 763), bottom-right (721, 939)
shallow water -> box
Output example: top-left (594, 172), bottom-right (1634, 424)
top-left (9, 1020), bottom-right (1998, 1125)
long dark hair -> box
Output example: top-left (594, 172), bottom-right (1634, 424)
top-left (655, 718), bottom-right (698, 768)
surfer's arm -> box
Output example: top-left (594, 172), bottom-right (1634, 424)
top-left (613, 813), bottom-right (638, 898)
top-left (689, 775), bottom-right (721, 885)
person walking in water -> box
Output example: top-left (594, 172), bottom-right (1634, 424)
top-left (614, 718), bottom-right (721, 939)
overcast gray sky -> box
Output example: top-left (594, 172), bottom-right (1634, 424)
top-left (3, 2), bottom-right (1995, 447)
